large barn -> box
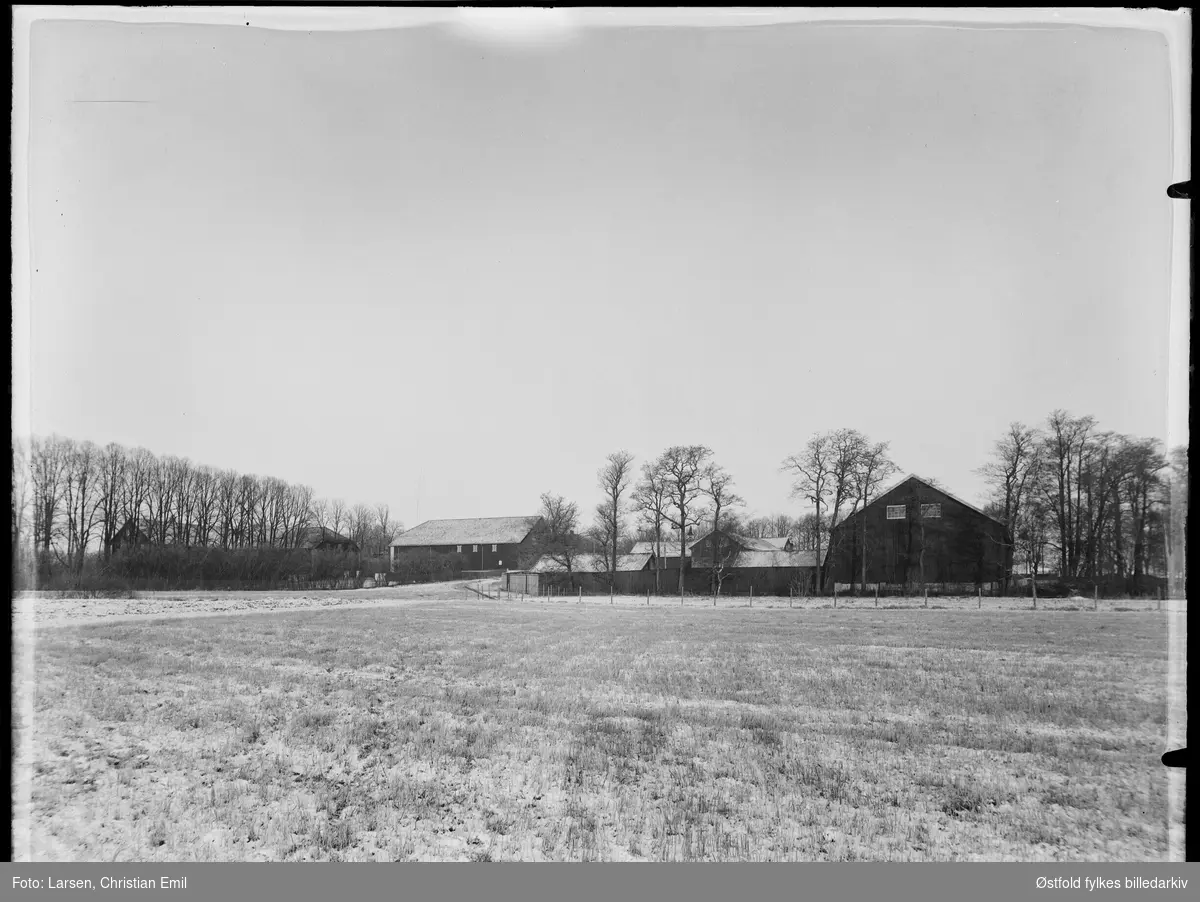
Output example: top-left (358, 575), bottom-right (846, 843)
top-left (824, 475), bottom-right (1007, 593)
top-left (389, 516), bottom-right (544, 573)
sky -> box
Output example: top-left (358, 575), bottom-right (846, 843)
top-left (18, 11), bottom-right (1184, 533)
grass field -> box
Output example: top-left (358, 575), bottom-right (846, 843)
top-left (26, 596), bottom-right (1179, 861)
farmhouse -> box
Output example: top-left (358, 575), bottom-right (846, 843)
top-left (688, 528), bottom-right (795, 561)
top-left (629, 530), bottom-right (696, 569)
top-left (687, 527), bottom-right (819, 594)
top-left (824, 474), bottom-right (1007, 593)
top-left (390, 515), bottom-right (544, 572)
top-left (296, 526), bottom-right (359, 553)
top-left (110, 518), bottom-right (153, 554)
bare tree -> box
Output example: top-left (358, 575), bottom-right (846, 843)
top-left (850, 439), bottom-right (899, 592)
top-left (329, 498), bottom-right (348, 538)
top-left (61, 440), bottom-right (104, 574)
top-left (977, 422), bottom-right (1041, 591)
top-left (30, 434), bottom-right (71, 553)
top-left (281, 484), bottom-right (314, 547)
top-left (349, 503), bottom-right (374, 552)
top-left (1040, 410), bottom-right (1096, 578)
top-left (816, 429), bottom-right (873, 587)
top-left (593, 451), bottom-right (635, 590)
top-left (742, 516), bottom-right (773, 539)
top-left (166, 457), bottom-right (196, 546)
top-left (699, 462), bottom-right (744, 595)
top-left (192, 466), bottom-right (220, 548)
top-left (631, 459), bottom-right (672, 594)
top-left (781, 435), bottom-right (836, 595)
top-left (95, 443), bottom-right (127, 559)
top-left (1117, 438), bottom-right (1167, 594)
top-left (536, 492), bottom-right (582, 586)
top-left (374, 503), bottom-right (392, 547)
top-left (769, 513), bottom-right (796, 540)
top-left (309, 498), bottom-right (330, 533)
top-left (655, 445), bottom-right (714, 598)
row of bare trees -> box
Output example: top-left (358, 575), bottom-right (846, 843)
top-left (535, 445), bottom-right (758, 597)
top-left (978, 411), bottom-right (1186, 593)
top-left (13, 434), bottom-right (403, 580)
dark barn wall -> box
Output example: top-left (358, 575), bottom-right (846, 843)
top-left (391, 538), bottom-right (535, 573)
top-left (826, 481), bottom-right (1006, 590)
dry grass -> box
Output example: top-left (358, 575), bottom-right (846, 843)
top-left (28, 598), bottom-right (1177, 861)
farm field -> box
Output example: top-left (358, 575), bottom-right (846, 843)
top-left (23, 593), bottom-right (1181, 861)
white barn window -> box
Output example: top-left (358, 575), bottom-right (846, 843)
top-left (920, 504), bottom-right (943, 519)
top-left (886, 505), bottom-right (906, 520)
top-left (491, 544), bottom-right (497, 552)
top-left (456, 545), bottom-right (462, 553)
top-left (472, 545), bottom-right (478, 552)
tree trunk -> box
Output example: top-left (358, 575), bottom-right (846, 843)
top-left (814, 504), bottom-right (823, 597)
top-left (860, 516), bottom-right (868, 591)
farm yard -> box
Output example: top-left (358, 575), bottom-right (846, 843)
top-left (19, 585), bottom-right (1183, 861)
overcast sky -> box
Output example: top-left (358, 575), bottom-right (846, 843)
top-left (21, 13), bottom-right (1181, 530)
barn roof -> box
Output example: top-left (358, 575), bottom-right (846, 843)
top-left (297, 526), bottom-right (357, 549)
top-left (836, 475), bottom-right (1004, 529)
top-left (689, 528), bottom-right (783, 553)
top-left (629, 537), bottom-right (693, 556)
top-left (760, 536), bottom-right (793, 550)
top-left (390, 516), bottom-right (542, 547)
top-left (529, 553), bottom-right (652, 573)
top-left (730, 549), bottom-right (825, 569)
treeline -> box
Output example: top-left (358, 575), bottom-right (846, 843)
top-left (531, 415), bottom-right (1185, 598)
top-left (12, 434), bottom-right (403, 588)
top-left (531, 440), bottom-right (894, 597)
top-left (977, 410), bottom-right (1186, 593)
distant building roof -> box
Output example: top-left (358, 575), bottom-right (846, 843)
top-left (630, 534), bottom-right (694, 556)
top-left (390, 516), bottom-right (543, 548)
top-left (298, 527), bottom-right (358, 549)
top-left (760, 536), bottom-right (793, 550)
top-left (690, 528), bottom-right (782, 554)
top-left (529, 553), bottom-right (652, 573)
top-left (730, 549), bottom-right (824, 569)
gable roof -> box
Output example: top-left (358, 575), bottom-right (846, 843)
top-left (760, 536), bottom-right (793, 550)
top-left (297, 526), bottom-right (358, 549)
top-left (689, 528), bottom-right (781, 553)
top-left (730, 549), bottom-right (825, 569)
top-left (629, 539), bottom-right (693, 557)
top-left (390, 516), bottom-right (543, 548)
top-left (113, 519), bottom-right (152, 542)
top-left (836, 475), bottom-right (1005, 530)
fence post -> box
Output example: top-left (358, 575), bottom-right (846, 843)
top-left (750, 585), bottom-right (753, 608)
top-left (579, 586), bottom-right (582, 604)
top-left (978, 586), bottom-right (982, 610)
top-left (833, 585), bottom-right (837, 609)
top-left (875, 583), bottom-right (879, 607)
top-left (923, 587), bottom-right (927, 609)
